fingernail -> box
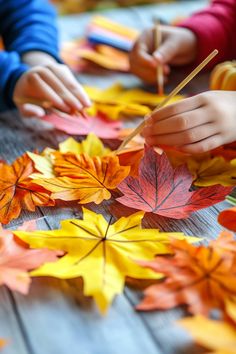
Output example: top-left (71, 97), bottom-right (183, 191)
top-left (63, 106), bottom-right (71, 113)
top-left (74, 101), bottom-right (83, 111)
top-left (83, 96), bottom-right (92, 107)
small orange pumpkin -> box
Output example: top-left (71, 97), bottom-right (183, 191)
top-left (210, 61), bottom-right (236, 91)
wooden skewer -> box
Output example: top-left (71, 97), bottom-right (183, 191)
top-left (154, 22), bottom-right (164, 96)
top-left (116, 49), bottom-right (218, 153)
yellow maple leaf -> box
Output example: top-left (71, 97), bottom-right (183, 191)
top-left (59, 134), bottom-right (110, 157)
top-left (188, 156), bottom-right (236, 187)
top-left (33, 153), bottom-right (130, 204)
top-left (85, 84), bottom-right (184, 120)
top-left (179, 314), bottom-right (236, 354)
top-left (15, 208), bottom-right (195, 313)
top-left (167, 151), bottom-right (236, 187)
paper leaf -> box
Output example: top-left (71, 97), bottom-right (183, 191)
top-left (77, 46), bottom-right (130, 71)
top-left (188, 156), bottom-right (236, 187)
top-left (0, 154), bottom-right (54, 224)
top-left (0, 221), bottom-right (59, 294)
top-left (28, 148), bottom-right (56, 179)
top-left (218, 207), bottom-right (236, 231)
top-left (179, 315), bottom-right (236, 354)
top-left (59, 134), bottom-right (110, 157)
top-left (210, 231), bottom-right (236, 255)
top-left (167, 150), bottom-right (236, 187)
top-left (212, 143), bottom-right (236, 161)
top-left (85, 84), bottom-right (183, 120)
top-left (117, 146), bottom-right (231, 219)
top-left (15, 208), bottom-right (194, 313)
top-left (136, 237), bottom-right (236, 315)
top-left (33, 153), bottom-right (130, 204)
top-left (117, 147), bottom-right (144, 177)
top-left (41, 111), bottom-right (122, 139)
top-left (28, 134), bottom-right (111, 181)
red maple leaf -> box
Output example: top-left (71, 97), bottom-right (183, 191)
top-left (41, 111), bottom-right (122, 139)
top-left (117, 146), bottom-right (232, 219)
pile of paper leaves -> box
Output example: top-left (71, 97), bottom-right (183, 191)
top-left (0, 133), bottom-right (232, 225)
top-left (61, 16), bottom-right (138, 72)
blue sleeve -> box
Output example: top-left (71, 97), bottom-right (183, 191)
top-left (0, 0), bottom-right (61, 62)
top-left (0, 0), bottom-right (61, 112)
top-left (0, 51), bottom-right (29, 111)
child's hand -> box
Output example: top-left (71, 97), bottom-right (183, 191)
top-left (130, 25), bottom-right (197, 83)
top-left (142, 91), bottom-right (236, 154)
top-left (13, 63), bottom-right (91, 117)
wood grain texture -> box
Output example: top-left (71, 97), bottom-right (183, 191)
top-left (0, 2), bottom-right (223, 354)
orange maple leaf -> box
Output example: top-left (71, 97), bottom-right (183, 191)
top-left (33, 152), bottom-right (130, 204)
top-left (136, 237), bottom-right (236, 315)
top-left (117, 147), bottom-right (144, 177)
top-left (210, 231), bottom-right (236, 256)
top-left (0, 154), bottom-right (54, 224)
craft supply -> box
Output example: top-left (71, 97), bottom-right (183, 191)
top-left (154, 22), bottom-right (164, 95)
top-left (116, 49), bottom-right (218, 153)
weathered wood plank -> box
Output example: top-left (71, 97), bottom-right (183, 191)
top-left (0, 288), bottom-right (30, 354)
top-left (13, 278), bottom-right (161, 354)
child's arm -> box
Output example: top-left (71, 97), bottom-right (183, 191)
top-left (130, 0), bottom-right (236, 83)
top-left (0, 51), bottom-right (29, 112)
top-left (0, 0), bottom-right (90, 116)
top-left (180, 0), bottom-right (236, 67)
top-left (143, 91), bottom-right (236, 154)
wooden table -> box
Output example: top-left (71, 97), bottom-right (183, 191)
top-left (1, 2), bottom-right (229, 354)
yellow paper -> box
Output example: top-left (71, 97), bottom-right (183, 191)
top-left (59, 134), bottom-right (110, 157)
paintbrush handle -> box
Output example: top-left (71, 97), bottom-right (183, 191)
top-left (154, 23), bottom-right (164, 96)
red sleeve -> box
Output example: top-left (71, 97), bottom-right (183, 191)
top-left (179, 0), bottom-right (236, 68)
